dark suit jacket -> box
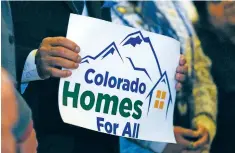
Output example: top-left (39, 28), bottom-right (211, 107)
top-left (10, 1), bottom-right (118, 153)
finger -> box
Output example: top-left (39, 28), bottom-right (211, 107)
top-left (50, 46), bottom-right (81, 63)
top-left (179, 55), bottom-right (186, 66)
top-left (47, 67), bottom-right (72, 78)
top-left (35, 59), bottom-right (51, 79)
top-left (195, 126), bottom-right (205, 137)
top-left (48, 56), bottom-right (79, 69)
top-left (175, 73), bottom-right (186, 82)
top-left (182, 128), bottom-right (198, 138)
top-left (175, 83), bottom-right (182, 92)
top-left (47, 37), bottom-right (80, 53)
top-left (193, 134), bottom-right (208, 149)
top-left (176, 65), bottom-right (188, 74)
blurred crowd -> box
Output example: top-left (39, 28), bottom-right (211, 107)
top-left (1, 1), bottom-right (235, 153)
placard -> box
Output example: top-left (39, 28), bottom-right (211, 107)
top-left (59, 14), bottom-right (180, 143)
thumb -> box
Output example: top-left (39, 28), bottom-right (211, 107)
top-left (195, 125), bottom-right (205, 137)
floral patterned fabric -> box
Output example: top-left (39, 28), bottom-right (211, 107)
top-left (108, 1), bottom-right (217, 153)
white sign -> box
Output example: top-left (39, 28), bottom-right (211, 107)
top-left (59, 14), bottom-right (180, 143)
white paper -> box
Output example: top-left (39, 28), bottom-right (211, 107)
top-left (59, 14), bottom-right (180, 143)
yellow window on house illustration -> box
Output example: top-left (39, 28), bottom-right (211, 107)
top-left (154, 90), bottom-right (167, 110)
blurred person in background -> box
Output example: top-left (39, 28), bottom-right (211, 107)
top-left (2, 68), bottom-right (17, 153)
top-left (1, 1), bottom-right (37, 153)
top-left (1, 68), bottom-right (37, 153)
top-left (10, 1), bottom-right (187, 153)
top-left (194, 1), bottom-right (235, 153)
top-left (106, 1), bottom-right (217, 153)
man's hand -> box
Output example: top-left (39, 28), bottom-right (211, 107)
top-left (192, 125), bottom-right (209, 149)
top-left (175, 55), bottom-right (188, 91)
top-left (174, 126), bottom-right (198, 147)
top-left (35, 37), bottom-right (81, 79)
top-left (162, 125), bottom-right (208, 153)
top-left (164, 126), bottom-right (201, 153)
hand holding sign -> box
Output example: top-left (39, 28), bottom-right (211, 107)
top-left (175, 55), bottom-right (187, 91)
top-left (174, 126), bottom-right (198, 147)
top-left (35, 37), bottom-right (81, 79)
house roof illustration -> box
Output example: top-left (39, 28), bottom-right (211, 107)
top-left (146, 71), bottom-right (173, 118)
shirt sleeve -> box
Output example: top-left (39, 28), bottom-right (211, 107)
top-left (191, 36), bottom-right (217, 144)
top-left (21, 49), bottom-right (42, 83)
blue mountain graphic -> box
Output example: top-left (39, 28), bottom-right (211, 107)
top-left (121, 31), bottom-right (174, 118)
top-left (80, 34), bottom-right (153, 81)
top-left (81, 42), bottom-right (123, 64)
top-left (80, 31), bottom-right (173, 118)
top-left (123, 36), bottom-right (142, 47)
top-left (126, 57), bottom-right (152, 81)
top-left (121, 31), bottom-right (162, 76)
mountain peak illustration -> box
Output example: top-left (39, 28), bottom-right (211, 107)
top-left (121, 31), bottom-right (150, 47)
top-left (123, 36), bottom-right (143, 47)
top-left (121, 31), bottom-right (163, 76)
top-left (126, 57), bottom-right (152, 81)
top-left (80, 31), bottom-right (173, 118)
top-left (81, 42), bottom-right (123, 64)
top-left (80, 31), bottom-right (157, 82)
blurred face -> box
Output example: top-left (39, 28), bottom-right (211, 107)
top-left (207, 1), bottom-right (235, 43)
top-left (1, 68), bottom-right (17, 153)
